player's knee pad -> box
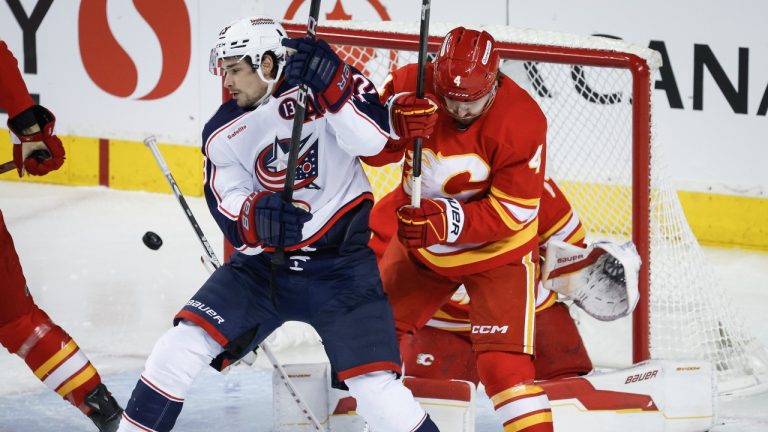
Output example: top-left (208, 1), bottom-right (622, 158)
top-left (0, 304), bottom-right (54, 354)
top-left (534, 303), bottom-right (593, 380)
top-left (475, 350), bottom-right (536, 397)
top-left (345, 371), bottom-right (427, 432)
top-left (401, 326), bottom-right (479, 384)
top-left (142, 320), bottom-right (223, 399)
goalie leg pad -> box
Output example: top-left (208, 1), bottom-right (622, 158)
top-left (534, 303), bottom-right (593, 380)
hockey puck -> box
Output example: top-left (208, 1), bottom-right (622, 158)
top-left (142, 231), bottom-right (163, 250)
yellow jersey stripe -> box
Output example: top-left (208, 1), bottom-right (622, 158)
top-left (56, 364), bottom-right (97, 396)
top-left (34, 339), bottom-right (77, 379)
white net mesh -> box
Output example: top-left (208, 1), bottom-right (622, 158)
top-left (282, 20), bottom-right (768, 396)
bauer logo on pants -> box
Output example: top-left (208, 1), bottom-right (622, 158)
top-left (185, 300), bottom-right (225, 324)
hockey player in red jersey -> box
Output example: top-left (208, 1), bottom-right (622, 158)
top-left (369, 177), bottom-right (594, 385)
top-left (0, 40), bottom-right (122, 432)
top-left (365, 27), bottom-right (556, 431)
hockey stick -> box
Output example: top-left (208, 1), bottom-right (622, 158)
top-left (268, 0), bottom-right (323, 306)
top-left (144, 136), bottom-right (221, 268)
top-left (0, 149), bottom-right (52, 175)
top-left (0, 160), bottom-right (14, 175)
top-left (273, 0), bottom-right (322, 267)
top-left (410, 0), bottom-right (431, 207)
top-left (143, 136), bottom-right (327, 431)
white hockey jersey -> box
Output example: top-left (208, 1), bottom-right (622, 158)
top-left (202, 74), bottom-right (390, 254)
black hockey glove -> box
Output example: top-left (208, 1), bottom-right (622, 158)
top-left (238, 192), bottom-right (313, 248)
top-left (281, 37), bottom-right (352, 113)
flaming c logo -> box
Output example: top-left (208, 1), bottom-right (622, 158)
top-left (78, 0), bottom-right (190, 100)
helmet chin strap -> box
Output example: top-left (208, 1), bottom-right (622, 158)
top-left (252, 64), bottom-right (284, 107)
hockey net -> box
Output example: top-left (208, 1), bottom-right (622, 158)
top-left (276, 21), bottom-right (768, 396)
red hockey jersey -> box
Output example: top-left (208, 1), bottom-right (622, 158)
top-left (366, 63), bottom-right (547, 276)
top-left (0, 41), bottom-right (35, 118)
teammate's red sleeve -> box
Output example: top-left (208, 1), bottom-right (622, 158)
top-left (0, 41), bottom-right (35, 118)
top-left (538, 177), bottom-right (587, 248)
top-left (361, 65), bottom-right (417, 167)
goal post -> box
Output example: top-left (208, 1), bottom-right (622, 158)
top-left (284, 20), bottom-right (655, 360)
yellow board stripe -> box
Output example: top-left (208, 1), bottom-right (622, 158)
top-left (34, 339), bottom-right (77, 379)
top-left (2, 132), bottom-right (766, 250)
top-left (57, 364), bottom-right (97, 396)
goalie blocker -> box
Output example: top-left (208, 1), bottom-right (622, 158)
top-left (273, 360), bottom-right (715, 432)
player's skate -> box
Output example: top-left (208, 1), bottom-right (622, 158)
top-left (84, 383), bottom-right (123, 432)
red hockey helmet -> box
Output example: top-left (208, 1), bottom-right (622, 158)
top-left (433, 27), bottom-right (500, 116)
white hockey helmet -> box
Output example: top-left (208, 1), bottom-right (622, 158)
top-left (209, 16), bottom-right (287, 85)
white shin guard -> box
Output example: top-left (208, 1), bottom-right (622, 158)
top-left (142, 320), bottom-right (223, 399)
top-left (346, 371), bottom-right (427, 432)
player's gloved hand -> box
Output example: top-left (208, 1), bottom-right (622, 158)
top-left (396, 197), bottom-right (464, 248)
top-left (281, 37), bottom-right (351, 113)
top-left (238, 191), bottom-right (313, 248)
top-left (8, 105), bottom-right (65, 177)
top-left (388, 92), bottom-right (438, 145)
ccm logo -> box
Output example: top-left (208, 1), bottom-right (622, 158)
top-left (471, 325), bottom-right (509, 334)
top-left (625, 370), bottom-right (658, 384)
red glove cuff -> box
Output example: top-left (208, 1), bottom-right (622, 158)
top-left (238, 191), bottom-right (270, 247)
top-left (396, 197), bottom-right (464, 248)
top-left (388, 92), bottom-right (438, 141)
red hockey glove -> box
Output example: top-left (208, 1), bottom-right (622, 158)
top-left (396, 197), bottom-right (465, 248)
top-left (8, 105), bottom-right (65, 177)
top-left (238, 191), bottom-right (313, 248)
top-left (389, 92), bottom-right (438, 143)
top-left (281, 37), bottom-right (352, 113)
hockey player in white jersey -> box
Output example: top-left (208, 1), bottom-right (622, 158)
top-left (117, 17), bottom-right (439, 432)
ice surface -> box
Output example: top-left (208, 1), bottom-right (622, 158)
top-left (0, 182), bottom-right (766, 431)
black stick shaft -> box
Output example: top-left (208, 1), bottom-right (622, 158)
top-left (273, 0), bottom-right (322, 266)
top-left (411, 0), bottom-right (431, 206)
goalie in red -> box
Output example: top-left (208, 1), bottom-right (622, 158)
top-left (0, 40), bottom-right (122, 431)
top-left (369, 177), bottom-right (596, 385)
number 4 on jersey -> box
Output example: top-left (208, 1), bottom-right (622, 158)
top-left (528, 144), bottom-right (543, 173)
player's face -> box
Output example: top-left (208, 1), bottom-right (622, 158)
top-left (222, 57), bottom-right (272, 108)
top-left (441, 86), bottom-right (496, 126)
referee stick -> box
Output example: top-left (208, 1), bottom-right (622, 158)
top-left (143, 136), bottom-right (327, 431)
top-left (411, 0), bottom-right (432, 206)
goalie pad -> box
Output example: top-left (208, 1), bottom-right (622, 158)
top-left (272, 363), bottom-right (476, 432)
top-left (541, 359), bottom-right (716, 432)
top-left (542, 239), bottom-right (641, 321)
